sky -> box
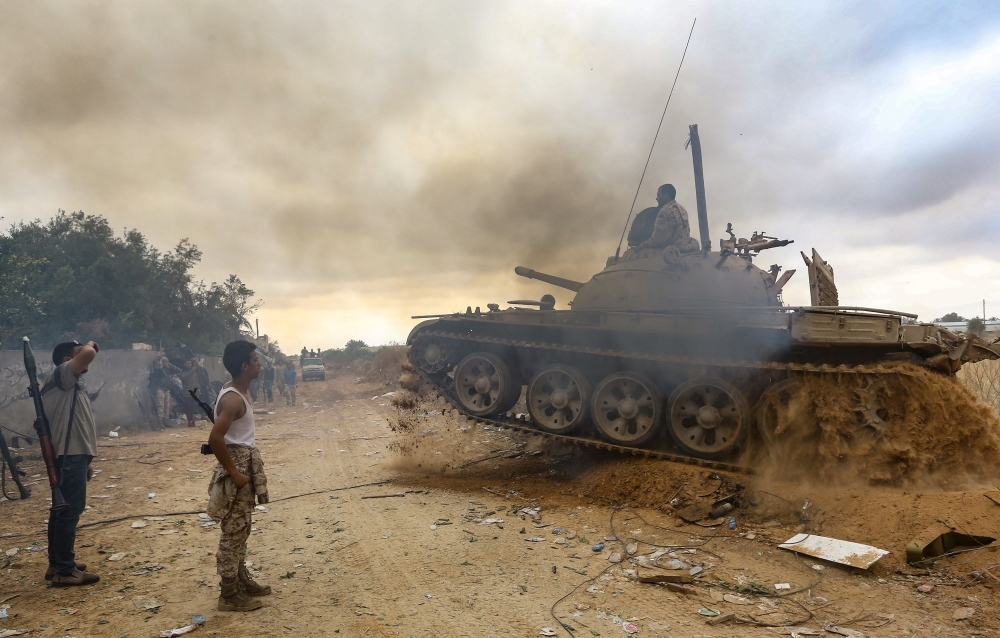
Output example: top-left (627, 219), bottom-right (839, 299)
top-left (1, 1), bottom-right (998, 350)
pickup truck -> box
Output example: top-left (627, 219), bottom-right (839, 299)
top-left (301, 357), bottom-right (326, 381)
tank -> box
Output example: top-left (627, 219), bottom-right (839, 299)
top-left (407, 125), bottom-right (1000, 464)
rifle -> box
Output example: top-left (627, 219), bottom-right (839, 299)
top-left (23, 337), bottom-right (68, 511)
top-left (0, 428), bottom-right (30, 500)
top-left (188, 388), bottom-right (215, 454)
top-left (88, 381), bottom-right (107, 403)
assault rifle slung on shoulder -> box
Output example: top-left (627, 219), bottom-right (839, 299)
top-left (189, 388), bottom-right (215, 454)
top-left (23, 337), bottom-right (68, 511)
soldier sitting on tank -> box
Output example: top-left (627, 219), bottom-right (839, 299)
top-left (627, 198), bottom-right (660, 248)
top-left (625, 184), bottom-right (700, 258)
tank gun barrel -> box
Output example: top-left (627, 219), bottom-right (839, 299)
top-left (514, 266), bottom-right (584, 292)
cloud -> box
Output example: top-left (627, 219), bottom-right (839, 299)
top-left (0, 1), bottom-right (997, 347)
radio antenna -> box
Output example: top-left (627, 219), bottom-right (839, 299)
top-left (614, 18), bottom-right (696, 261)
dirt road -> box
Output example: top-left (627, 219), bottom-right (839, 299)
top-left (2, 374), bottom-right (999, 637)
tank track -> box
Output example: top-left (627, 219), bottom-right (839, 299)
top-left (410, 329), bottom-right (924, 476)
top-left (416, 365), bottom-right (755, 475)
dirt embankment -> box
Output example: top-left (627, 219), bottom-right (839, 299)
top-left (752, 364), bottom-right (1000, 488)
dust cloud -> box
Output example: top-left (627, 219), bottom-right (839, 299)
top-left (2, 2), bottom-right (999, 348)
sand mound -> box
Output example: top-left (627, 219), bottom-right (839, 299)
top-left (755, 364), bottom-right (1000, 487)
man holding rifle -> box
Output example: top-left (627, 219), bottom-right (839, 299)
top-left (42, 340), bottom-right (101, 586)
top-left (207, 340), bottom-right (270, 611)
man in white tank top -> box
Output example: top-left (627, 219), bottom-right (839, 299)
top-left (206, 340), bottom-right (271, 612)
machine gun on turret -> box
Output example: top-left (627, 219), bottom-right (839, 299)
top-left (719, 223), bottom-right (794, 260)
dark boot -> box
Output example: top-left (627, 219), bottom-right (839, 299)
top-left (45, 563), bottom-right (87, 581)
top-left (239, 564), bottom-right (272, 596)
top-left (218, 577), bottom-right (263, 611)
top-left (50, 569), bottom-right (99, 587)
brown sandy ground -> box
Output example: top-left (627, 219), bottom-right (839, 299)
top-left (2, 374), bottom-right (1000, 637)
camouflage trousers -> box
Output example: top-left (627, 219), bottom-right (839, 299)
top-left (209, 445), bottom-right (267, 579)
top-left (155, 388), bottom-right (172, 424)
top-left (216, 480), bottom-right (255, 578)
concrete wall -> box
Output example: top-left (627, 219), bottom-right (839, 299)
top-left (0, 350), bottom-right (226, 442)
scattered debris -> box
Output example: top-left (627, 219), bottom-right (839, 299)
top-left (778, 534), bottom-right (888, 569)
top-left (638, 569), bottom-right (693, 584)
top-left (108, 552), bottom-right (127, 561)
top-left (774, 583), bottom-right (791, 591)
top-left (159, 625), bottom-right (198, 637)
top-left (698, 607), bottom-right (721, 617)
top-left (708, 502), bottom-right (734, 519)
top-left (539, 629), bottom-right (557, 636)
top-left (133, 597), bottom-right (163, 611)
top-left (131, 521), bottom-right (147, 529)
top-left (953, 607), bottom-right (975, 621)
top-left (676, 504), bottom-right (712, 523)
top-left (596, 612), bottom-right (639, 634)
top-left (905, 524), bottom-right (994, 564)
top-left (916, 583), bottom-right (935, 593)
top-left (706, 612), bottom-right (735, 626)
top-left (822, 623), bottom-right (868, 638)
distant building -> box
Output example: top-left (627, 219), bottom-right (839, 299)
top-left (933, 320), bottom-right (1000, 336)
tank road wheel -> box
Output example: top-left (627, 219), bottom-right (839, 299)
top-left (667, 378), bottom-right (749, 459)
top-left (755, 378), bottom-right (809, 450)
top-left (411, 337), bottom-right (449, 374)
top-left (454, 352), bottom-right (518, 417)
top-left (527, 365), bottom-right (591, 434)
top-left (591, 372), bottom-right (663, 446)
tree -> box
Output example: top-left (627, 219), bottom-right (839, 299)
top-left (935, 312), bottom-right (966, 323)
top-left (967, 317), bottom-right (985, 336)
top-left (344, 339), bottom-right (370, 357)
top-left (0, 210), bottom-right (262, 352)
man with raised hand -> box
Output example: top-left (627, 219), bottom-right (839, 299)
top-left (43, 340), bottom-right (100, 586)
top-left (207, 340), bottom-right (270, 612)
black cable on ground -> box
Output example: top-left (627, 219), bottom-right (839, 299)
top-left (0, 480), bottom-right (394, 538)
top-left (1, 456), bottom-right (19, 501)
